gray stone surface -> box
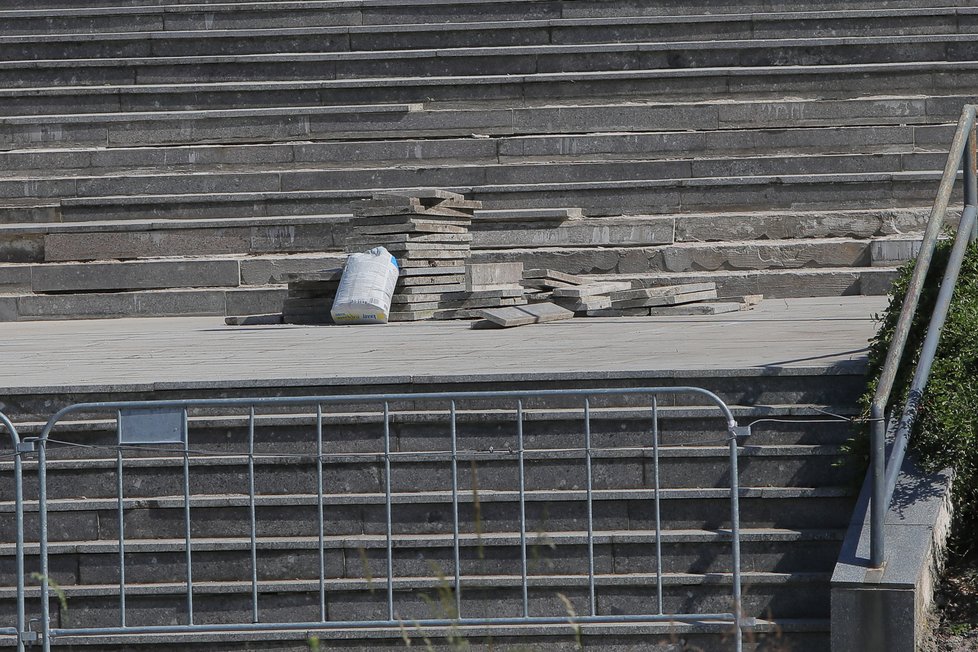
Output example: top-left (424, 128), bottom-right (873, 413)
top-left (0, 296), bottom-right (885, 391)
top-left (465, 262), bottom-right (523, 291)
top-left (30, 259), bottom-right (241, 293)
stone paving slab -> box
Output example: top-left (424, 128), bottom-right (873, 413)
top-left (0, 296), bottom-right (886, 394)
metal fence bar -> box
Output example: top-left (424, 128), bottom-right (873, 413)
top-left (449, 401), bottom-right (462, 618)
top-left (248, 408), bottom-right (259, 623)
top-left (383, 402), bottom-right (394, 621)
top-left (182, 408), bottom-right (194, 625)
top-left (651, 398), bottom-right (664, 616)
top-left (728, 423), bottom-right (744, 652)
top-left (516, 400), bottom-right (529, 619)
top-left (0, 413), bottom-right (26, 652)
top-left (37, 431), bottom-right (51, 652)
top-left (583, 399), bottom-right (596, 617)
top-left (316, 405), bottom-right (327, 623)
top-left (116, 411), bottom-right (127, 628)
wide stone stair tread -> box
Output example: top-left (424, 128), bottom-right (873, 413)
top-left (5, 487), bottom-right (856, 513)
top-left (0, 96), bottom-right (965, 149)
top-left (6, 61), bottom-right (978, 116)
top-left (5, 9), bottom-right (977, 61)
top-left (1, 528), bottom-right (844, 554)
top-left (0, 140), bottom-right (951, 180)
top-left (0, 619), bottom-right (833, 652)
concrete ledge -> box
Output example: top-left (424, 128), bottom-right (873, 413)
top-left (830, 454), bottom-right (953, 652)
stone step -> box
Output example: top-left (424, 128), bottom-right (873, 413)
top-left (582, 267), bottom-right (900, 299)
top-left (3, 1), bottom-right (973, 35)
top-left (0, 95), bottom-right (964, 149)
top-left (0, 253), bottom-right (345, 293)
top-left (2, 61), bottom-right (978, 115)
top-left (0, 619), bottom-right (831, 652)
top-left (9, 403), bottom-right (858, 451)
top-left (0, 170), bottom-right (952, 225)
top-left (0, 528), bottom-right (844, 588)
top-left (0, 206), bottom-right (946, 264)
top-left (0, 124), bottom-right (956, 175)
top-left (0, 151), bottom-right (950, 203)
top-left (6, 35), bottom-right (978, 91)
top-left (0, 285), bottom-right (288, 321)
top-left (4, 486), bottom-right (858, 545)
top-left (0, 570), bottom-right (830, 626)
top-left (3, 9), bottom-right (976, 60)
top-left (474, 238), bottom-right (882, 275)
top-left (0, 0), bottom-right (574, 36)
top-left (12, 443), bottom-right (855, 501)
top-left (0, 365), bottom-right (868, 425)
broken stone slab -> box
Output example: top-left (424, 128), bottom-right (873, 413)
top-left (399, 258), bottom-right (468, 268)
top-left (374, 189), bottom-right (466, 202)
top-left (388, 309), bottom-right (437, 321)
top-left (474, 208), bottom-right (582, 222)
top-left (346, 233), bottom-right (473, 245)
top-left (554, 295), bottom-right (613, 311)
top-left (523, 268), bottom-right (585, 285)
top-left (609, 282), bottom-right (716, 302)
top-left (612, 288), bottom-right (719, 309)
top-left (400, 266), bottom-right (466, 277)
top-left (225, 313), bottom-right (284, 326)
top-left (551, 281), bottom-right (634, 298)
top-left (284, 269), bottom-right (343, 283)
top-left (647, 302), bottom-right (743, 316)
top-left (585, 307), bottom-right (651, 317)
top-left (392, 249), bottom-right (471, 260)
top-left (475, 303), bottom-right (574, 328)
top-left (397, 275), bottom-right (466, 287)
top-left (521, 278), bottom-right (579, 290)
top-left (397, 283), bottom-right (466, 294)
top-left (353, 213), bottom-right (473, 227)
top-left (466, 262), bottom-right (524, 291)
top-left (718, 294), bottom-right (764, 309)
top-left (357, 222), bottom-right (470, 235)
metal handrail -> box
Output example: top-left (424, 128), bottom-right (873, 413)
top-left (1, 412), bottom-right (27, 652)
top-left (869, 104), bottom-right (978, 567)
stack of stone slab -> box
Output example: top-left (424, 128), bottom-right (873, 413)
top-left (521, 268), bottom-right (586, 303)
top-left (280, 269), bottom-right (343, 324)
top-left (550, 280), bottom-right (636, 315)
top-left (600, 282), bottom-right (725, 316)
top-left (428, 262), bottom-right (527, 320)
top-left (347, 190), bottom-right (478, 322)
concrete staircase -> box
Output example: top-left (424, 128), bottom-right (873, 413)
top-left (0, 0), bottom-right (972, 319)
top-left (0, 370), bottom-right (865, 650)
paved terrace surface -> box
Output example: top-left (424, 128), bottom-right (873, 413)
top-left (0, 296), bottom-right (888, 393)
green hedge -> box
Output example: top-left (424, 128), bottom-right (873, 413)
top-left (855, 236), bottom-right (978, 529)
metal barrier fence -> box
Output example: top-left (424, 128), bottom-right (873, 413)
top-left (868, 104), bottom-right (978, 567)
top-left (6, 387), bottom-right (745, 650)
top-left (0, 412), bottom-right (26, 652)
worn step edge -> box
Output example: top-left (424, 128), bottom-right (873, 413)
top-left (0, 527), bottom-right (845, 556)
top-left (0, 487), bottom-right (857, 514)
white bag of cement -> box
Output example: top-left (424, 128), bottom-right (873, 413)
top-left (330, 247), bottom-right (400, 324)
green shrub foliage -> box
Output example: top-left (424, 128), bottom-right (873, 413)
top-left (858, 237), bottom-right (978, 528)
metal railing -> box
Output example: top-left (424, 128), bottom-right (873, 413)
top-left (16, 386), bottom-right (745, 650)
top-left (869, 104), bottom-right (978, 567)
top-left (1, 412), bottom-right (27, 652)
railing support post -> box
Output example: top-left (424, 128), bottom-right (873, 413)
top-left (869, 409), bottom-right (886, 568)
top-left (966, 123), bottom-right (977, 242)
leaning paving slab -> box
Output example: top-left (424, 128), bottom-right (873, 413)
top-left (0, 296), bottom-right (886, 394)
